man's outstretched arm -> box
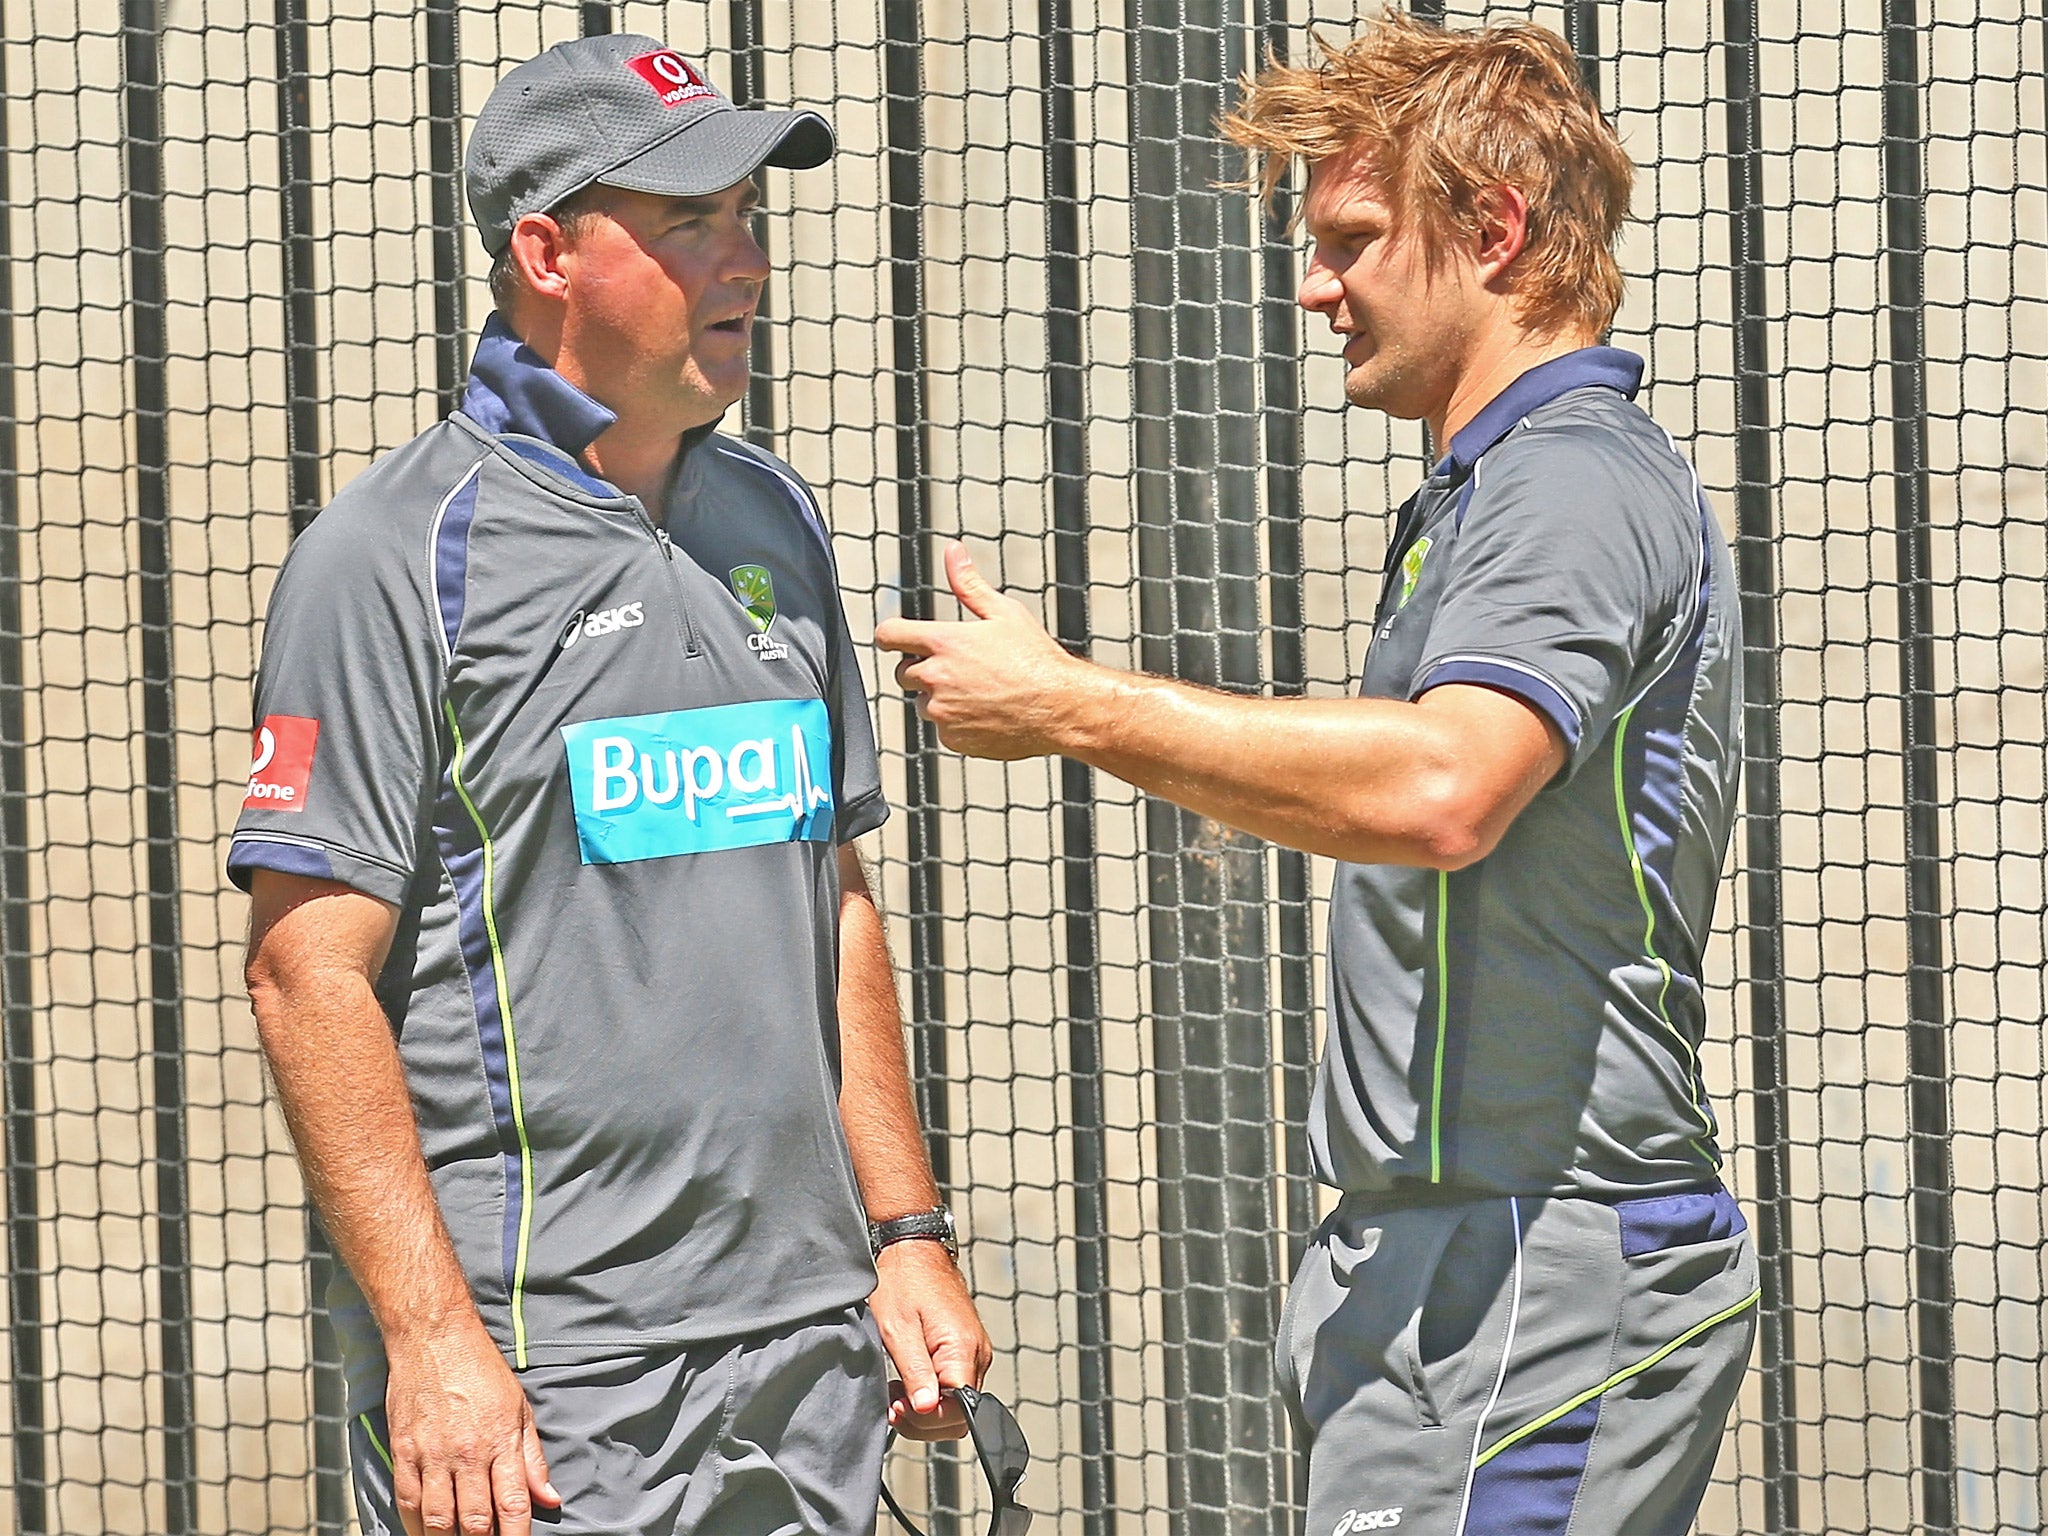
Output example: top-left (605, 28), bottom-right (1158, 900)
top-left (835, 843), bottom-right (993, 1441)
top-left (246, 871), bottom-right (559, 1536)
top-left (874, 542), bottom-right (1565, 868)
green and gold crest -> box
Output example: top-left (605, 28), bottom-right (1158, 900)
top-left (1398, 536), bottom-right (1433, 609)
top-left (730, 564), bottom-right (777, 633)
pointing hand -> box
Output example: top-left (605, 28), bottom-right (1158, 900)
top-left (873, 542), bottom-right (1099, 762)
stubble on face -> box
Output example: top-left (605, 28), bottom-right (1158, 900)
top-left (558, 182), bottom-right (767, 435)
top-left (1302, 149), bottom-right (1473, 429)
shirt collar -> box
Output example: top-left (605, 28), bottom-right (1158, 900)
top-left (1439, 345), bottom-right (1645, 477)
top-left (460, 313), bottom-right (617, 456)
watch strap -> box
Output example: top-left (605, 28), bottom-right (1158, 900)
top-left (868, 1205), bottom-right (956, 1258)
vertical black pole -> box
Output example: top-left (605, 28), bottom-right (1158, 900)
top-left (1410, 0), bottom-right (1445, 27)
top-left (0, 25), bottom-right (48, 1536)
top-left (123, 7), bottom-right (195, 1531)
top-left (1880, 8), bottom-right (1954, 1534)
top-left (1563, 2), bottom-right (1601, 106)
top-left (1249, 0), bottom-right (1313, 1521)
top-left (1040, 6), bottom-right (1114, 1531)
top-left (579, 3), bottom-right (612, 36)
top-left (278, 0), bottom-right (323, 537)
top-left (1129, 6), bottom-right (1281, 1533)
top-left (1721, 6), bottom-right (1800, 1530)
top-left (274, 8), bottom-right (348, 1527)
top-left (883, 6), bottom-right (958, 1528)
top-left (728, 0), bottom-right (777, 449)
top-left (425, 0), bottom-right (465, 417)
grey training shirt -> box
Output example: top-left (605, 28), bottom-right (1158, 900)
top-left (1317, 347), bottom-right (1742, 1201)
top-left (231, 316), bottom-right (886, 1382)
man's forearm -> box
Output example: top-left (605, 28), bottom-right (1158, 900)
top-left (878, 542), bottom-right (1564, 867)
top-left (1051, 665), bottom-right (1490, 865)
top-left (251, 962), bottom-right (482, 1347)
top-left (834, 848), bottom-right (942, 1219)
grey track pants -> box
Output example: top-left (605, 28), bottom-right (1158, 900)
top-left (349, 1305), bottom-right (889, 1536)
top-left (1278, 1185), bottom-right (1759, 1536)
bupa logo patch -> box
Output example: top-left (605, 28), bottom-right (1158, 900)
top-left (244, 714), bottom-right (319, 812)
top-left (561, 699), bottom-right (833, 864)
top-left (625, 50), bottom-right (717, 109)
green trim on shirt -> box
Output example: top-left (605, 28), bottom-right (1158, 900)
top-left (446, 700), bottom-right (538, 1368)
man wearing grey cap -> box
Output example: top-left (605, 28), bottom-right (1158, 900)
top-left (237, 35), bottom-right (987, 1536)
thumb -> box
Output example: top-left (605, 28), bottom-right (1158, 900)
top-left (944, 541), bottom-right (1009, 621)
top-left (524, 1417), bottom-right (560, 1508)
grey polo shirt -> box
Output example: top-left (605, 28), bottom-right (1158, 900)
top-left (1317, 347), bottom-right (1742, 1201)
top-left (230, 315), bottom-right (887, 1375)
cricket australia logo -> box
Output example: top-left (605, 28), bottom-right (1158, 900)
top-left (1397, 536), bottom-right (1432, 609)
top-left (730, 564), bottom-right (790, 660)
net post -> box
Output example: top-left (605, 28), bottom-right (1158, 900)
top-left (727, 0), bottom-right (777, 450)
top-left (881, 3), bottom-right (961, 1527)
top-left (1039, 6), bottom-right (1117, 1531)
top-left (1564, 2), bottom-right (1601, 106)
top-left (1246, 0), bottom-right (1312, 1519)
top-left (0, 23), bottom-right (47, 1534)
top-left (1720, 4), bottom-right (1801, 1529)
top-left (277, 0), bottom-right (323, 536)
top-left (305, 1215), bottom-right (350, 1534)
top-left (1129, 4), bottom-right (1283, 1531)
top-left (426, 0), bottom-right (466, 417)
top-left (273, 5), bottom-right (350, 1524)
top-left (579, 3), bottom-right (612, 37)
top-left (122, 6), bottom-right (196, 1530)
top-left (1879, 7), bottom-right (1956, 1533)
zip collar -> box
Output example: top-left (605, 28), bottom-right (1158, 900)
top-left (461, 314), bottom-right (618, 455)
top-left (459, 314), bottom-right (723, 504)
top-left (1438, 345), bottom-right (1645, 478)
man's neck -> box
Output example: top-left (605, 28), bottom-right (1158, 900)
top-left (583, 419), bottom-right (694, 514)
top-left (1430, 325), bottom-right (1599, 453)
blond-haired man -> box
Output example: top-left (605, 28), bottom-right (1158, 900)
top-left (878, 12), bottom-right (1757, 1533)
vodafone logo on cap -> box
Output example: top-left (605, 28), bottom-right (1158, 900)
top-left (244, 715), bottom-right (319, 813)
top-left (625, 50), bottom-right (716, 109)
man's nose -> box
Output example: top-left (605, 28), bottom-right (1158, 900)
top-left (1298, 256), bottom-right (1342, 313)
top-left (728, 221), bottom-right (771, 286)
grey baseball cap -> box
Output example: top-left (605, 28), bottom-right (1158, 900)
top-left (465, 34), bottom-right (833, 256)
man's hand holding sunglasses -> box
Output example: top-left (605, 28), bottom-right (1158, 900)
top-left (870, 1215), bottom-right (993, 1442)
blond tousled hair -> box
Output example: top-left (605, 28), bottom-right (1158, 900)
top-left (1222, 8), bottom-right (1635, 338)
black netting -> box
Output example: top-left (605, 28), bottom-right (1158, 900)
top-left (1, 3), bottom-right (2043, 1533)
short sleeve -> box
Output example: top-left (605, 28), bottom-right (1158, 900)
top-left (227, 504), bottom-right (445, 904)
top-left (1411, 431), bottom-right (1702, 780)
top-left (829, 599), bottom-right (888, 845)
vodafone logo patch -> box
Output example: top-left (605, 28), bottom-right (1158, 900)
top-left (244, 715), bottom-right (318, 813)
top-left (625, 50), bottom-right (716, 109)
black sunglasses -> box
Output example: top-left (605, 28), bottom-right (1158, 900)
top-left (880, 1384), bottom-right (1033, 1536)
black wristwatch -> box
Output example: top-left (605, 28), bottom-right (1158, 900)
top-left (868, 1204), bottom-right (957, 1259)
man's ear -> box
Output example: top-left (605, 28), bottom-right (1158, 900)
top-left (506, 212), bottom-right (574, 304)
top-left (1472, 184), bottom-right (1531, 291)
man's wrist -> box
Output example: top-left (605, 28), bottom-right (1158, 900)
top-left (1056, 655), bottom-right (1137, 759)
top-left (868, 1203), bottom-right (957, 1259)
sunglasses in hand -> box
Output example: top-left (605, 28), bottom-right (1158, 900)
top-left (880, 1384), bottom-right (1033, 1536)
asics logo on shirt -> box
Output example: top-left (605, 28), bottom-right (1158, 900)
top-left (560, 600), bottom-right (645, 650)
top-left (1333, 1510), bottom-right (1402, 1534)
